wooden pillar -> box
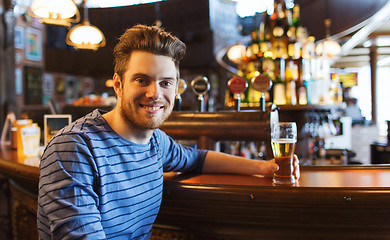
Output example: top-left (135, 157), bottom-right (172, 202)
top-left (0, 0), bottom-right (6, 129)
top-left (0, 0), bottom-right (17, 128)
top-left (369, 45), bottom-right (378, 124)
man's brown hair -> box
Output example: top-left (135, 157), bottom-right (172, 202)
top-left (113, 24), bottom-right (186, 81)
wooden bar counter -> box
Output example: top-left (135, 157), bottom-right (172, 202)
top-left (0, 146), bottom-right (39, 240)
top-left (1, 146), bottom-right (390, 239)
top-left (154, 166), bottom-right (390, 239)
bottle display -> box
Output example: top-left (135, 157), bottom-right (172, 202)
top-left (225, 1), bottom-right (341, 108)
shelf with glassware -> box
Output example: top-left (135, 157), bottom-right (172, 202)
top-left (224, 0), bottom-right (344, 112)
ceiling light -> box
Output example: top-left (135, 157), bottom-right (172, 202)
top-left (66, 1), bottom-right (106, 50)
top-left (29, 0), bottom-right (80, 26)
top-left (66, 23), bottom-right (106, 50)
top-left (227, 44), bottom-right (246, 63)
top-left (315, 19), bottom-right (341, 58)
top-left (316, 39), bottom-right (341, 58)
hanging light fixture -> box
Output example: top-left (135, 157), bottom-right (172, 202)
top-left (29, 0), bottom-right (80, 26)
top-left (227, 44), bottom-right (246, 63)
top-left (66, 0), bottom-right (106, 50)
top-left (315, 19), bottom-right (341, 58)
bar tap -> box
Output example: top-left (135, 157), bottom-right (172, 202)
top-left (191, 76), bottom-right (210, 112)
top-left (174, 78), bottom-right (187, 111)
top-left (228, 76), bottom-right (247, 111)
top-left (251, 74), bottom-right (272, 112)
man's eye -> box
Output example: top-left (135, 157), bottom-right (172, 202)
top-left (136, 78), bottom-right (146, 84)
top-left (162, 81), bottom-right (172, 87)
top-left (161, 80), bottom-right (175, 87)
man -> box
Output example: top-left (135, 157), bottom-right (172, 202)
top-left (37, 24), bottom-right (299, 240)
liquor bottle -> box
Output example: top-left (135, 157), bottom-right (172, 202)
top-left (259, 11), bottom-right (272, 56)
top-left (241, 29), bottom-right (264, 105)
top-left (247, 61), bottom-right (264, 104)
top-left (271, 0), bottom-right (287, 38)
top-left (286, 7), bottom-right (294, 40)
top-left (288, 5), bottom-right (305, 60)
top-left (297, 80), bottom-right (308, 105)
top-left (271, 0), bottom-right (288, 59)
top-left (273, 58), bottom-right (286, 105)
top-left (248, 31), bottom-right (260, 61)
top-left (286, 8), bottom-right (297, 59)
top-left (243, 62), bottom-right (254, 104)
top-left (285, 59), bottom-right (297, 105)
top-left (294, 55), bottom-right (307, 105)
top-left (292, 4), bottom-right (304, 40)
top-left (262, 56), bottom-right (275, 103)
top-left (273, 76), bottom-right (286, 105)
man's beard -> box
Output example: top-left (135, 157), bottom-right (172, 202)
top-left (120, 97), bottom-right (174, 130)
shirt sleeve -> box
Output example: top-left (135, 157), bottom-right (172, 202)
top-left (38, 132), bottom-right (106, 240)
top-left (155, 129), bottom-right (207, 173)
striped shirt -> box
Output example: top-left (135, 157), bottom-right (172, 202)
top-left (37, 109), bottom-right (206, 240)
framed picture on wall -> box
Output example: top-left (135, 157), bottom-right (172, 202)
top-left (65, 76), bottom-right (80, 104)
top-left (24, 66), bottom-right (43, 105)
top-left (25, 27), bottom-right (42, 62)
top-left (14, 26), bottom-right (24, 49)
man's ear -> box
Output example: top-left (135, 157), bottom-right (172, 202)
top-left (113, 73), bottom-right (122, 97)
top-left (175, 79), bottom-right (179, 96)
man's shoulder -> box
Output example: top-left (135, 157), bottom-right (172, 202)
top-left (153, 128), bottom-right (171, 141)
top-left (48, 109), bottom-right (108, 144)
top-left (66, 109), bottom-right (107, 132)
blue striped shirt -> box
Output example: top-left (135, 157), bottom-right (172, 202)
top-left (37, 109), bottom-right (206, 239)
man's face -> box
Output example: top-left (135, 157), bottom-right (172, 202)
top-left (117, 50), bottom-right (178, 130)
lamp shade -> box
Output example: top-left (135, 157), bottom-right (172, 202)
top-left (66, 21), bottom-right (106, 50)
top-left (227, 44), bottom-right (246, 63)
top-left (30, 0), bottom-right (79, 26)
top-left (315, 39), bottom-right (341, 58)
top-left (315, 18), bottom-right (341, 58)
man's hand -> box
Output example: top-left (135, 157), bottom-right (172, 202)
top-left (260, 155), bottom-right (300, 180)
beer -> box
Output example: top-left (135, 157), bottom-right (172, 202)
top-left (271, 139), bottom-right (296, 184)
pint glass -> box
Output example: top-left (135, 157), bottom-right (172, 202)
top-left (271, 122), bottom-right (297, 185)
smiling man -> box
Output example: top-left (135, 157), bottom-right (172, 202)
top-left (104, 50), bottom-right (178, 143)
top-left (37, 24), bottom-right (299, 240)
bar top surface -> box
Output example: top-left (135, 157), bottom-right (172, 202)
top-left (2, 146), bottom-right (390, 189)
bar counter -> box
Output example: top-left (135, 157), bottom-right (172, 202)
top-left (1, 146), bottom-right (390, 239)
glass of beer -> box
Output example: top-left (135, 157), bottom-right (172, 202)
top-left (271, 122), bottom-right (297, 185)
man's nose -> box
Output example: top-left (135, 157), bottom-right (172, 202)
top-left (145, 83), bottom-right (162, 100)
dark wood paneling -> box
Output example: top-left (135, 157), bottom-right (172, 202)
top-left (45, 0), bottom-right (214, 77)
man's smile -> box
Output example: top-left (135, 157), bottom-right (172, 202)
top-left (140, 103), bottom-right (165, 113)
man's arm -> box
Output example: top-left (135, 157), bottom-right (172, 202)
top-left (38, 133), bottom-right (106, 240)
top-left (202, 151), bottom-right (300, 179)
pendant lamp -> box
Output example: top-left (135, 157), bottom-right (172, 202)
top-left (227, 44), bottom-right (246, 63)
top-left (315, 19), bottom-right (341, 58)
top-left (29, 0), bottom-right (80, 26)
top-left (66, 1), bottom-right (106, 50)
